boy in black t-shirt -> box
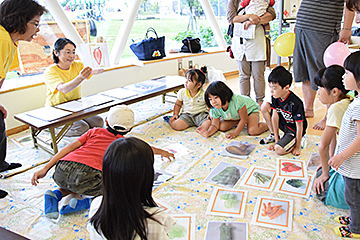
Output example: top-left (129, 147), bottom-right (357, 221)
top-left (262, 66), bottom-right (308, 156)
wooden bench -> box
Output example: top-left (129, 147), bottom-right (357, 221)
top-left (14, 76), bottom-right (184, 154)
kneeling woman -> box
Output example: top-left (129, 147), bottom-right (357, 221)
top-left (44, 38), bottom-right (103, 136)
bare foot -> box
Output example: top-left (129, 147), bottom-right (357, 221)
top-left (305, 109), bottom-right (314, 118)
top-left (312, 118), bottom-right (325, 131)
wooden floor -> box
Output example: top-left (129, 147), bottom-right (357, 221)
top-left (225, 71), bottom-right (326, 137)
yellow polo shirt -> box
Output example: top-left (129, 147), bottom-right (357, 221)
top-left (0, 25), bottom-right (19, 79)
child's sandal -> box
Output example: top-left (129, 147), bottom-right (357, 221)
top-left (334, 226), bottom-right (360, 238)
top-left (334, 215), bottom-right (351, 225)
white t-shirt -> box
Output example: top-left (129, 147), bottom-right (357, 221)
top-left (245, 0), bottom-right (269, 17)
top-left (177, 88), bottom-right (207, 115)
top-left (87, 196), bottom-right (176, 240)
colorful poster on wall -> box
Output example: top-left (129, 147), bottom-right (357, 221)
top-left (80, 43), bottom-right (110, 69)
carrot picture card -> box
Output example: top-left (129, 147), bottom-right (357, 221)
top-left (239, 166), bottom-right (277, 191)
top-left (168, 214), bottom-right (196, 240)
top-left (204, 221), bottom-right (248, 240)
top-left (251, 196), bottom-right (293, 231)
top-left (79, 43), bottom-right (110, 69)
top-left (204, 161), bottom-right (247, 188)
top-left (276, 158), bottom-right (308, 179)
top-left (220, 141), bottom-right (256, 159)
top-left (274, 175), bottom-right (314, 199)
top-left (206, 187), bottom-right (248, 218)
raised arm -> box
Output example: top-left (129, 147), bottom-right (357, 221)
top-left (56, 67), bottom-right (92, 94)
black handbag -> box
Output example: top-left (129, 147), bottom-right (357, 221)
top-left (130, 27), bottom-right (166, 60)
top-left (227, 7), bottom-right (245, 38)
top-left (180, 37), bottom-right (201, 53)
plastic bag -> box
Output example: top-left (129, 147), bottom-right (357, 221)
top-left (207, 65), bottom-right (226, 83)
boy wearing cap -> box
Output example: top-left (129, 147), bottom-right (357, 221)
top-left (31, 105), bottom-right (174, 219)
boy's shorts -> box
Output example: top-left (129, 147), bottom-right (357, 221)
top-left (179, 112), bottom-right (209, 127)
top-left (276, 132), bottom-right (296, 152)
top-left (53, 160), bottom-right (102, 196)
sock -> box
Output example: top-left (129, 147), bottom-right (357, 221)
top-left (0, 163), bottom-right (22, 173)
top-left (60, 198), bottom-right (92, 215)
top-left (0, 189), bottom-right (8, 198)
top-left (44, 189), bottom-right (62, 219)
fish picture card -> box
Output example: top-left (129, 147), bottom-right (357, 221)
top-left (204, 221), bottom-right (248, 240)
top-left (204, 161), bottom-right (247, 188)
top-left (239, 166), bottom-right (277, 192)
top-left (79, 43), bottom-right (110, 69)
top-left (168, 214), bottom-right (196, 240)
top-left (251, 196), bottom-right (294, 231)
top-left (154, 198), bottom-right (172, 212)
top-left (274, 175), bottom-right (314, 199)
top-left (206, 187), bottom-right (248, 218)
top-left (276, 158), bottom-right (308, 179)
top-left (307, 152), bottom-right (321, 171)
top-left (220, 141), bottom-right (256, 159)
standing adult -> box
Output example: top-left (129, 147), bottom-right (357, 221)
top-left (227, 0), bottom-right (276, 105)
top-left (0, 0), bottom-right (46, 198)
top-left (293, 0), bottom-right (354, 129)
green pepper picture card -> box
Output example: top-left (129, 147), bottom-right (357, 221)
top-left (239, 166), bottom-right (277, 192)
top-left (274, 175), bottom-right (314, 199)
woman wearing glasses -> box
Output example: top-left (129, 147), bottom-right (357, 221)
top-left (0, 0), bottom-right (46, 198)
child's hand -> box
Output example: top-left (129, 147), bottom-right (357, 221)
top-left (31, 168), bottom-right (48, 186)
top-left (328, 154), bottom-right (346, 170)
top-left (196, 126), bottom-right (209, 138)
top-left (292, 147), bottom-right (300, 156)
top-left (268, 143), bottom-right (275, 151)
top-left (313, 172), bottom-right (330, 195)
top-left (225, 132), bottom-right (238, 139)
top-left (160, 150), bottom-right (175, 162)
top-left (170, 115), bottom-right (179, 121)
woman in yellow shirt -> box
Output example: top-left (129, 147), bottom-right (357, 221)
top-left (44, 38), bottom-right (103, 137)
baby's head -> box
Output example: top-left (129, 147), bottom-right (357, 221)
top-left (204, 81), bottom-right (233, 109)
top-left (106, 105), bottom-right (134, 135)
top-left (314, 65), bottom-right (348, 104)
top-left (268, 66), bottom-right (292, 99)
top-left (185, 66), bottom-right (207, 91)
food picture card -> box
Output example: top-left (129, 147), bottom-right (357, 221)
top-left (274, 175), bottom-right (314, 199)
top-left (154, 198), bottom-right (172, 212)
top-left (204, 161), bottom-right (247, 188)
top-left (79, 43), bottom-right (110, 69)
top-left (220, 141), bottom-right (256, 159)
top-left (276, 158), bottom-right (308, 179)
top-left (206, 187), bottom-right (248, 218)
top-left (204, 221), bottom-right (248, 240)
top-left (251, 196), bottom-right (293, 231)
top-left (307, 152), bottom-right (321, 171)
top-left (168, 214), bottom-right (196, 240)
top-left (239, 166), bottom-right (277, 191)
top-left (152, 169), bottom-right (174, 191)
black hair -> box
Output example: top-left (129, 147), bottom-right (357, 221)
top-left (346, 0), bottom-right (360, 11)
top-left (89, 137), bottom-right (158, 240)
top-left (314, 65), bottom-right (349, 97)
top-left (52, 38), bottom-right (76, 64)
top-left (344, 51), bottom-right (360, 89)
top-left (204, 81), bottom-right (233, 108)
top-left (268, 66), bottom-right (292, 88)
top-left (0, 0), bottom-right (46, 34)
top-left (185, 66), bottom-right (207, 87)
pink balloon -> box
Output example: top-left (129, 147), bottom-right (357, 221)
top-left (323, 42), bottom-right (351, 67)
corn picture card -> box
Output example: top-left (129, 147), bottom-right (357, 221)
top-left (204, 161), bottom-right (247, 188)
top-left (251, 196), bottom-right (293, 231)
top-left (239, 166), bottom-right (277, 191)
top-left (206, 187), bottom-right (248, 218)
top-left (168, 214), bottom-right (196, 240)
top-left (274, 175), bottom-right (314, 199)
top-left (204, 221), bottom-right (248, 240)
top-left (79, 43), bottom-right (110, 69)
top-left (220, 141), bottom-right (256, 159)
top-left (276, 158), bottom-right (308, 179)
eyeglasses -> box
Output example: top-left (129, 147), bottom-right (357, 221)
top-left (29, 21), bottom-right (40, 29)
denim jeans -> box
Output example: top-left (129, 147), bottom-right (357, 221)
top-left (0, 111), bottom-right (9, 171)
top-left (343, 176), bottom-right (360, 233)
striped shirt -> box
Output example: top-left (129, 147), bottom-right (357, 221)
top-left (295, 0), bottom-right (344, 35)
top-left (335, 97), bottom-right (360, 179)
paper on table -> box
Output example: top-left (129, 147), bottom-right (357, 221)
top-left (124, 80), bottom-right (166, 93)
top-left (101, 88), bottom-right (138, 100)
top-left (54, 94), bottom-right (114, 112)
top-left (234, 22), bottom-right (255, 39)
top-left (26, 107), bottom-right (72, 121)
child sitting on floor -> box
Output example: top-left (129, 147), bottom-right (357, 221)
top-left (164, 67), bottom-right (211, 131)
top-left (87, 137), bottom-right (176, 240)
top-left (328, 52), bottom-right (360, 238)
top-left (313, 65), bottom-right (352, 210)
top-left (31, 105), bottom-right (174, 219)
top-left (264, 66), bottom-right (307, 156)
top-left (196, 81), bottom-right (268, 139)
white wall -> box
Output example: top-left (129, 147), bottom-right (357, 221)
top-left (3, 51), bottom-right (239, 130)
